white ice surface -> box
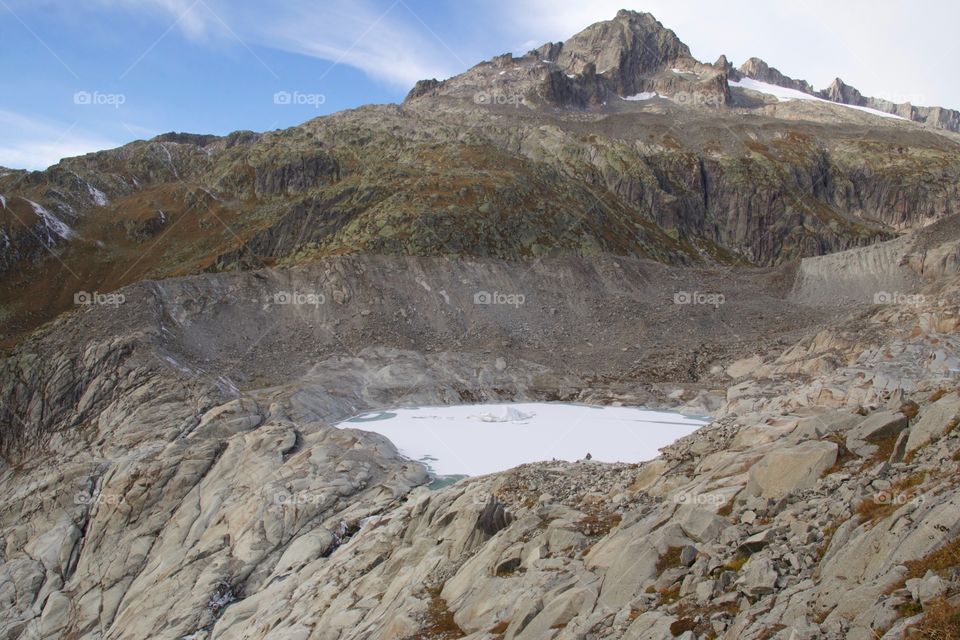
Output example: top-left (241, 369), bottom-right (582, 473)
top-left (88, 184), bottom-right (109, 206)
top-left (729, 78), bottom-right (905, 120)
top-left (623, 92), bottom-right (659, 101)
top-left (338, 403), bottom-right (707, 477)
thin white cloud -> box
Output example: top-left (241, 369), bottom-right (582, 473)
top-left (92, 0), bottom-right (461, 87)
top-left (254, 1), bottom-right (460, 86)
top-left (0, 111), bottom-right (120, 170)
top-left (82, 0), bottom-right (213, 39)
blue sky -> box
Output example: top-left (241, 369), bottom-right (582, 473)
top-left (2, 0), bottom-right (958, 170)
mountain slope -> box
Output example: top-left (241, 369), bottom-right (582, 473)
top-left (2, 11), bottom-right (960, 344)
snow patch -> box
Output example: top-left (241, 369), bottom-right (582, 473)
top-left (729, 78), bottom-right (906, 120)
top-left (0, 195), bottom-right (6, 209)
top-left (26, 199), bottom-right (72, 240)
top-left (623, 91), bottom-right (660, 101)
top-left (87, 184), bottom-right (109, 206)
top-left (157, 143), bottom-right (180, 179)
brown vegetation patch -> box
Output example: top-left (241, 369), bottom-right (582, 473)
top-left (656, 545), bottom-right (685, 575)
top-left (856, 473), bottom-right (926, 524)
top-left (573, 510), bottom-right (622, 537)
top-left (405, 587), bottom-right (466, 640)
top-left (907, 598), bottom-right (960, 639)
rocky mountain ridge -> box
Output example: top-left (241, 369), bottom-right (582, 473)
top-left (409, 10), bottom-right (960, 133)
top-left (733, 57), bottom-right (960, 133)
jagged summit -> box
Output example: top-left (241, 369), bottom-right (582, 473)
top-left (405, 9), bottom-right (960, 132)
top-left (532, 9), bottom-right (692, 94)
top-left (734, 57), bottom-right (816, 94)
top-left (405, 9), bottom-right (728, 108)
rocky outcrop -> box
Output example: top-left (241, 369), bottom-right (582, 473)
top-left (542, 10), bottom-right (693, 97)
top-left (737, 57), bottom-right (816, 94)
top-left (820, 78), bottom-right (960, 133)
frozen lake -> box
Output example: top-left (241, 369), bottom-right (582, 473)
top-left (337, 403), bottom-right (707, 477)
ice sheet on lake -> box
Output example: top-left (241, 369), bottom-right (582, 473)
top-left (339, 403), bottom-right (707, 477)
top-left (470, 406), bottom-right (534, 423)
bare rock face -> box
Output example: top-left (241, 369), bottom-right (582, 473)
top-left (738, 57), bottom-right (816, 94)
top-left (744, 440), bottom-right (839, 498)
top-left (542, 10), bottom-right (694, 96)
top-left (905, 395), bottom-right (960, 452)
top-left (821, 77), bottom-right (864, 105)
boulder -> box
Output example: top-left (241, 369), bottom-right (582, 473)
top-left (738, 528), bottom-right (775, 553)
top-left (905, 571), bottom-right (946, 606)
top-left (905, 396), bottom-right (960, 452)
top-left (623, 611), bottom-right (677, 640)
top-left (845, 410), bottom-right (909, 457)
top-left (736, 556), bottom-right (778, 596)
top-left (744, 441), bottom-right (838, 498)
top-left (38, 590), bottom-right (71, 637)
top-left (793, 410), bottom-right (863, 439)
top-left (676, 506), bottom-right (728, 543)
top-left (889, 429), bottom-right (910, 463)
top-left (515, 586), bottom-right (597, 640)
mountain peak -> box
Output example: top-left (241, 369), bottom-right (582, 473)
top-left (737, 57), bottom-right (815, 94)
top-left (547, 9), bottom-right (693, 94)
top-left (821, 77), bottom-right (863, 104)
top-left (401, 10), bottom-right (959, 132)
